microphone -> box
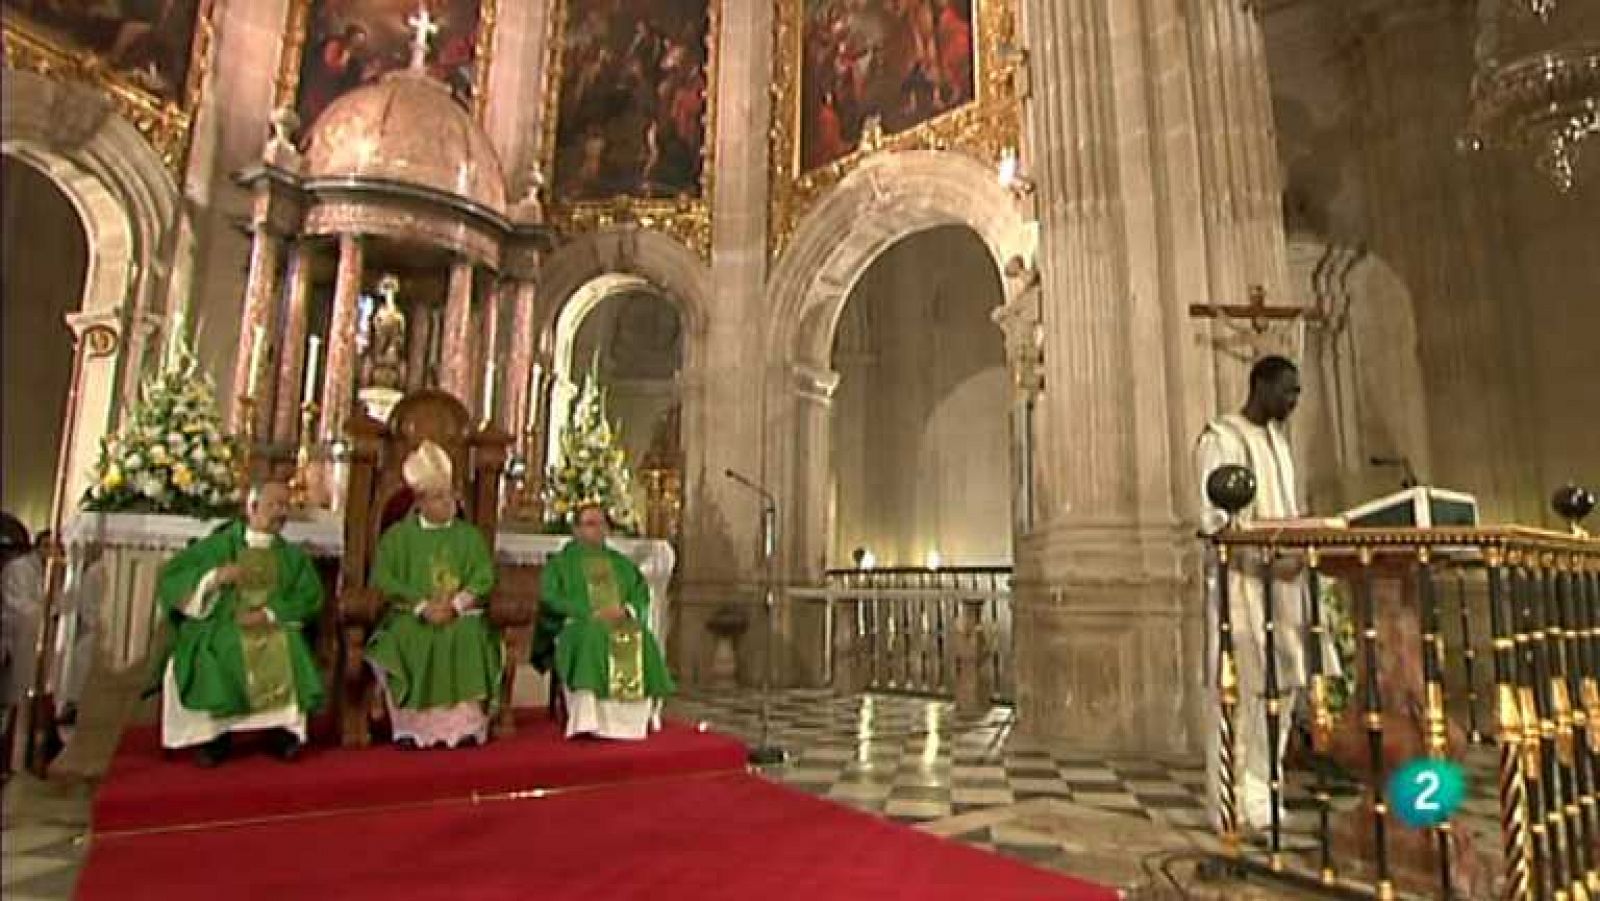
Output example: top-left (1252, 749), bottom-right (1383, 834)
top-left (725, 468), bottom-right (774, 503)
top-left (1369, 455), bottom-right (1419, 490)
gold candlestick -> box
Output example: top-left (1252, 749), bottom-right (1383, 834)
top-left (288, 400), bottom-right (320, 509)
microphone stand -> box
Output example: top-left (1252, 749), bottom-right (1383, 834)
top-left (725, 469), bottom-right (787, 766)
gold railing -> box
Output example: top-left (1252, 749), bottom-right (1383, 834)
top-left (1207, 504), bottom-right (1600, 900)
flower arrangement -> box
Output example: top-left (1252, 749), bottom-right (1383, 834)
top-left (542, 361), bottom-right (641, 536)
top-left (1320, 580), bottom-right (1358, 715)
top-left (83, 335), bottom-right (241, 518)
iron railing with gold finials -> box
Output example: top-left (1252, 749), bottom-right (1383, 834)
top-left (1203, 466), bottom-right (1599, 901)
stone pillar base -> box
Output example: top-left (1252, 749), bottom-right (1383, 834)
top-left (1012, 524), bottom-right (1203, 757)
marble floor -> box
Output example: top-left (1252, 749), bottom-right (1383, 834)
top-left (3, 688), bottom-right (1498, 899)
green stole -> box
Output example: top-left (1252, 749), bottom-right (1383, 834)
top-left (581, 550), bottom-right (645, 702)
top-left (236, 546), bottom-right (295, 712)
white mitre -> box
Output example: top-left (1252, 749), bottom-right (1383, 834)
top-left (402, 440), bottom-right (453, 495)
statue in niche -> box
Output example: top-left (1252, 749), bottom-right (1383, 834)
top-left (363, 273), bottom-right (408, 392)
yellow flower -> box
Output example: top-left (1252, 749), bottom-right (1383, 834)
top-left (172, 463), bottom-right (194, 488)
top-left (554, 500), bottom-right (569, 514)
top-left (102, 465), bottom-right (124, 489)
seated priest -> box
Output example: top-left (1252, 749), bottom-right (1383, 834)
top-left (155, 480), bottom-right (324, 767)
top-left (366, 441), bottom-right (503, 749)
top-left (540, 503), bottom-right (674, 740)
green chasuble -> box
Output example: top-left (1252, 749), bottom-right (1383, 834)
top-left (155, 522), bottom-right (325, 718)
top-left (539, 540), bottom-right (675, 700)
top-left (365, 515), bottom-right (503, 710)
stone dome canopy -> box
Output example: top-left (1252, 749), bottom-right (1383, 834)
top-left (303, 70), bottom-right (507, 215)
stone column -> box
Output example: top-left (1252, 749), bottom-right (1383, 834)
top-left (319, 234), bottom-right (364, 441)
top-left (230, 227), bottom-right (285, 431)
top-left (407, 298), bottom-right (431, 392)
top-left (1188, 0), bottom-right (1294, 408)
top-left (478, 278), bottom-right (502, 423)
top-left (62, 310), bottom-right (131, 517)
top-left (991, 279), bottom-right (1043, 535)
top-left (1006, 0), bottom-right (1294, 755)
top-left (1347, 0), bottom-right (1538, 521)
top-left (787, 364), bottom-right (840, 687)
top-left (502, 277), bottom-right (540, 439)
top-left (272, 240), bottom-right (316, 443)
top-left (439, 258), bottom-right (476, 404)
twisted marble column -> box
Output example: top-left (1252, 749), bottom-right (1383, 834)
top-left (231, 227), bottom-right (285, 432)
top-left (271, 239), bottom-right (315, 443)
top-left (319, 234), bottom-right (363, 441)
top-left (439, 258), bottom-right (476, 404)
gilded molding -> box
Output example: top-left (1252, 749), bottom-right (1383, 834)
top-left (272, 0), bottom-right (500, 120)
top-left (767, 0), bottom-right (1022, 260)
top-left (536, 0), bottom-right (719, 260)
top-left (1, 2), bottom-right (216, 174)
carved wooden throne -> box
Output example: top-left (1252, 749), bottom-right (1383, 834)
top-left (335, 390), bottom-right (535, 747)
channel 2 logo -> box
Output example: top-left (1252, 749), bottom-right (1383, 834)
top-left (1389, 758), bottom-right (1467, 829)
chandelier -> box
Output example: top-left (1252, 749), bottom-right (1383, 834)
top-left (1464, 3), bottom-right (1600, 192)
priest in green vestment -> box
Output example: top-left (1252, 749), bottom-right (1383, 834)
top-left (366, 441), bottom-right (503, 748)
top-left (155, 480), bottom-right (324, 767)
top-left (540, 503), bottom-right (674, 740)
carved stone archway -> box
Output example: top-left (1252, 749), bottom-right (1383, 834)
top-left (2, 70), bottom-right (180, 510)
top-left (762, 150), bottom-right (1034, 582)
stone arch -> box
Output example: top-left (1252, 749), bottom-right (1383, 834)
top-left (2, 70), bottom-right (181, 512)
top-left (535, 228), bottom-right (711, 530)
top-left (767, 150), bottom-right (1032, 371)
top-left (1284, 233), bottom-right (1431, 512)
top-left (762, 150), bottom-right (1033, 581)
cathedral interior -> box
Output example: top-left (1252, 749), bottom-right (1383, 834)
top-left (2, 0), bottom-right (1598, 897)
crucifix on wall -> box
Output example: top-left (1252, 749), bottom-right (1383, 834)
top-left (1189, 284), bottom-right (1324, 365)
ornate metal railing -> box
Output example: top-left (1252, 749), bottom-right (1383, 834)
top-left (790, 567), bottom-right (1013, 707)
top-left (1204, 471), bottom-right (1600, 901)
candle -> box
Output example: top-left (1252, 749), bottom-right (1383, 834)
top-left (245, 325), bottom-right (266, 398)
top-left (483, 359), bottom-right (498, 421)
top-left (302, 335), bottom-right (322, 406)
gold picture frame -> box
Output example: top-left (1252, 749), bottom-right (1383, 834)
top-left (537, 0), bottom-right (719, 260)
top-left (768, 0), bottom-right (1022, 258)
top-left (273, 0), bottom-right (499, 126)
top-left (1, 0), bottom-right (218, 174)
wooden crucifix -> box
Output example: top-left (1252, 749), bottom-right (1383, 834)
top-left (1190, 284), bottom-right (1324, 364)
top-left (1188, 285), bottom-right (1322, 333)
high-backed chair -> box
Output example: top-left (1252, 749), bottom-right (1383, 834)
top-left (335, 390), bottom-right (536, 747)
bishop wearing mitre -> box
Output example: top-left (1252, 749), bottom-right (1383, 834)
top-left (155, 480), bottom-right (324, 766)
top-left (366, 441), bottom-right (503, 748)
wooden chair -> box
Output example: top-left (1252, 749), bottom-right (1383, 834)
top-left (334, 389), bottom-right (537, 747)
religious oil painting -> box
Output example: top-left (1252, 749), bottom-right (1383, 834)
top-left (800, 0), bottom-right (976, 171)
top-left (549, 0), bottom-right (712, 203)
top-left (2, 0), bottom-right (205, 102)
top-left (293, 0), bottom-right (484, 131)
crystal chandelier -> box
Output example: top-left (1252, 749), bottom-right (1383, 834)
top-left (1465, 4), bottom-right (1600, 192)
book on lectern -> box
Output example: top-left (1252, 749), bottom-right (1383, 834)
top-left (1341, 486), bottom-right (1480, 529)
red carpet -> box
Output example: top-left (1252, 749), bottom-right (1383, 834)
top-left (93, 709), bottom-right (746, 833)
top-left (78, 772), bottom-right (1116, 900)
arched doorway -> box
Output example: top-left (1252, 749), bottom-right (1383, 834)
top-left (763, 151), bottom-right (1033, 689)
top-left (551, 279), bottom-right (686, 536)
top-left (1, 158), bottom-right (87, 530)
top-left (2, 71), bottom-right (181, 522)
top-left (830, 225), bottom-right (1010, 569)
